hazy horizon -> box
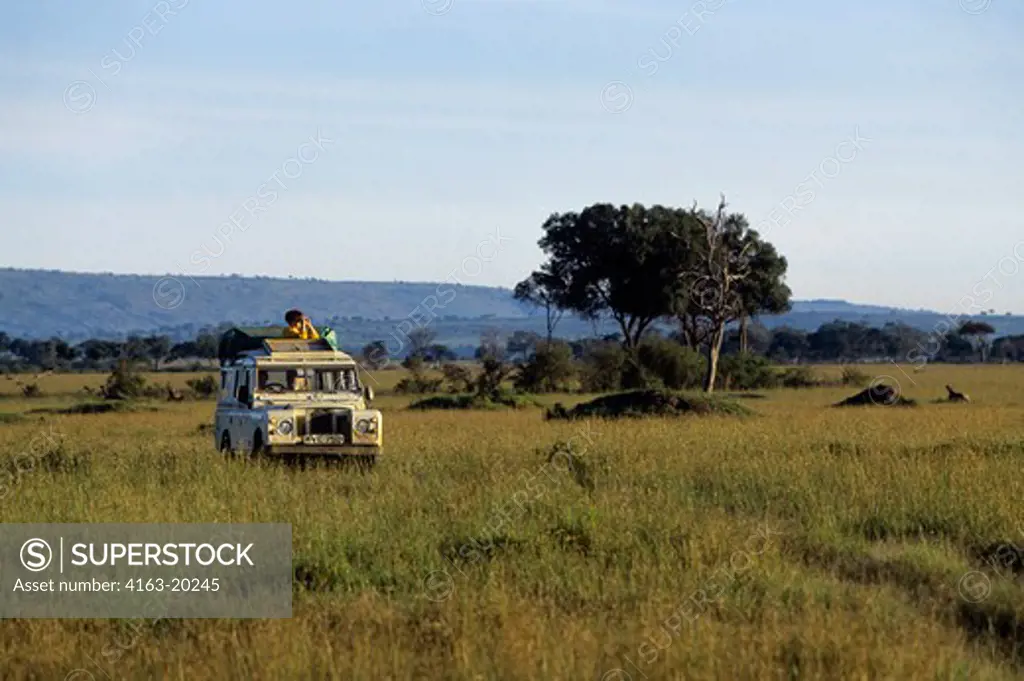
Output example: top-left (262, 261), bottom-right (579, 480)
top-left (0, 266), bottom-right (996, 317)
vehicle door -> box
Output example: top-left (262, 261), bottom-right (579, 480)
top-left (231, 366), bottom-right (255, 451)
top-left (222, 366), bottom-right (247, 450)
top-left (215, 368), bottom-right (235, 449)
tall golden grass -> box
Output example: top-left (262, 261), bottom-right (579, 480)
top-left (1, 364), bottom-right (1022, 679)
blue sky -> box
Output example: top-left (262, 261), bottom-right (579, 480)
top-left (2, 0), bottom-right (1022, 313)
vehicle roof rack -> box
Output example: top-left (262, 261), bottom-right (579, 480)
top-left (218, 326), bottom-right (341, 365)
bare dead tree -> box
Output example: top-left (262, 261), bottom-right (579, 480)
top-left (677, 194), bottom-right (755, 393)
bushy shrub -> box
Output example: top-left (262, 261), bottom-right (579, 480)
top-left (394, 355), bottom-right (443, 394)
top-left (579, 342), bottom-right (627, 393)
top-left (186, 374), bottom-right (219, 399)
top-left (394, 376), bottom-right (443, 395)
top-left (619, 350), bottom-right (661, 391)
top-left (779, 366), bottom-right (821, 388)
top-left (841, 366), bottom-right (870, 387)
top-left (475, 357), bottom-right (514, 400)
top-left (717, 353), bottom-right (779, 390)
top-left (637, 338), bottom-right (705, 390)
top-left (579, 338), bottom-right (706, 393)
top-left (99, 361), bottom-right (149, 400)
top-left (20, 383), bottom-right (42, 398)
top-left (514, 340), bottom-right (576, 393)
top-left (579, 342), bottom-right (659, 392)
top-left (440, 363), bottom-right (474, 394)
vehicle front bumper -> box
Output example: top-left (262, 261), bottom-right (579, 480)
top-left (265, 445), bottom-right (381, 457)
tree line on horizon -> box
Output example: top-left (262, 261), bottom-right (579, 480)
top-left (1, 309), bottom-right (1019, 375)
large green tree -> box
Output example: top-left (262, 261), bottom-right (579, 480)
top-left (526, 203), bottom-right (688, 350)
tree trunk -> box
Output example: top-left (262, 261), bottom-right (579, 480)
top-left (617, 316), bottom-right (649, 351)
top-left (740, 316), bottom-right (749, 354)
top-left (703, 321), bottom-right (726, 393)
top-left (679, 318), bottom-right (695, 349)
top-left (616, 318), bottom-right (634, 350)
top-left (679, 314), bottom-right (707, 350)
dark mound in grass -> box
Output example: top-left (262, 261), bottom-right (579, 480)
top-left (545, 390), bottom-right (753, 421)
top-left (408, 394), bottom-right (542, 411)
top-left (834, 383), bottom-right (917, 408)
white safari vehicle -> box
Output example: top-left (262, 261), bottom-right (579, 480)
top-left (214, 327), bottom-right (381, 462)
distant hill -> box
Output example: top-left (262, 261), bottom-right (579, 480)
top-left (2, 268), bottom-right (1024, 345)
top-left (0, 268), bottom-right (529, 340)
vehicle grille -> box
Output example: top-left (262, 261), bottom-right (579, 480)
top-left (305, 409), bottom-right (351, 438)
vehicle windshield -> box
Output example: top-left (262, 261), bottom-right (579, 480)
top-left (256, 366), bottom-right (360, 395)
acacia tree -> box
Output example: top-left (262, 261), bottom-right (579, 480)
top-left (361, 340), bottom-right (388, 369)
top-left (673, 195), bottom-right (791, 392)
top-left (407, 328), bottom-right (437, 360)
top-left (958, 320), bottom-right (996, 363)
top-left (144, 335), bottom-right (171, 371)
top-left (506, 330), bottom-right (540, 362)
top-left (425, 344), bottom-right (456, 363)
top-left (513, 269), bottom-right (566, 342)
top-left (531, 203), bottom-right (684, 350)
top-left (475, 328), bottom-right (506, 361)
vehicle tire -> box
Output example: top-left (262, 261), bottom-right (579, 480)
top-left (251, 431), bottom-right (266, 459)
top-left (220, 432), bottom-right (233, 457)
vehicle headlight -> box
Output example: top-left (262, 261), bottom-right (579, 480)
top-left (355, 418), bottom-right (376, 435)
top-left (277, 419), bottom-right (293, 435)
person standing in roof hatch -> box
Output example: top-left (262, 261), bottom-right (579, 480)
top-left (283, 309), bottom-right (320, 340)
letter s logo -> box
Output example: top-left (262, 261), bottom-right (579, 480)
top-left (21, 538), bottom-right (53, 571)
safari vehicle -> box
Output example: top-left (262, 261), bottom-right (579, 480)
top-left (214, 327), bottom-right (381, 462)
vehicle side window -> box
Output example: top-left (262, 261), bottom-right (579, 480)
top-left (235, 370), bottom-right (251, 402)
top-left (220, 370), bottom-right (235, 401)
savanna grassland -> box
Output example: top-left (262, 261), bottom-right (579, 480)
top-left (2, 366), bottom-right (1024, 680)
